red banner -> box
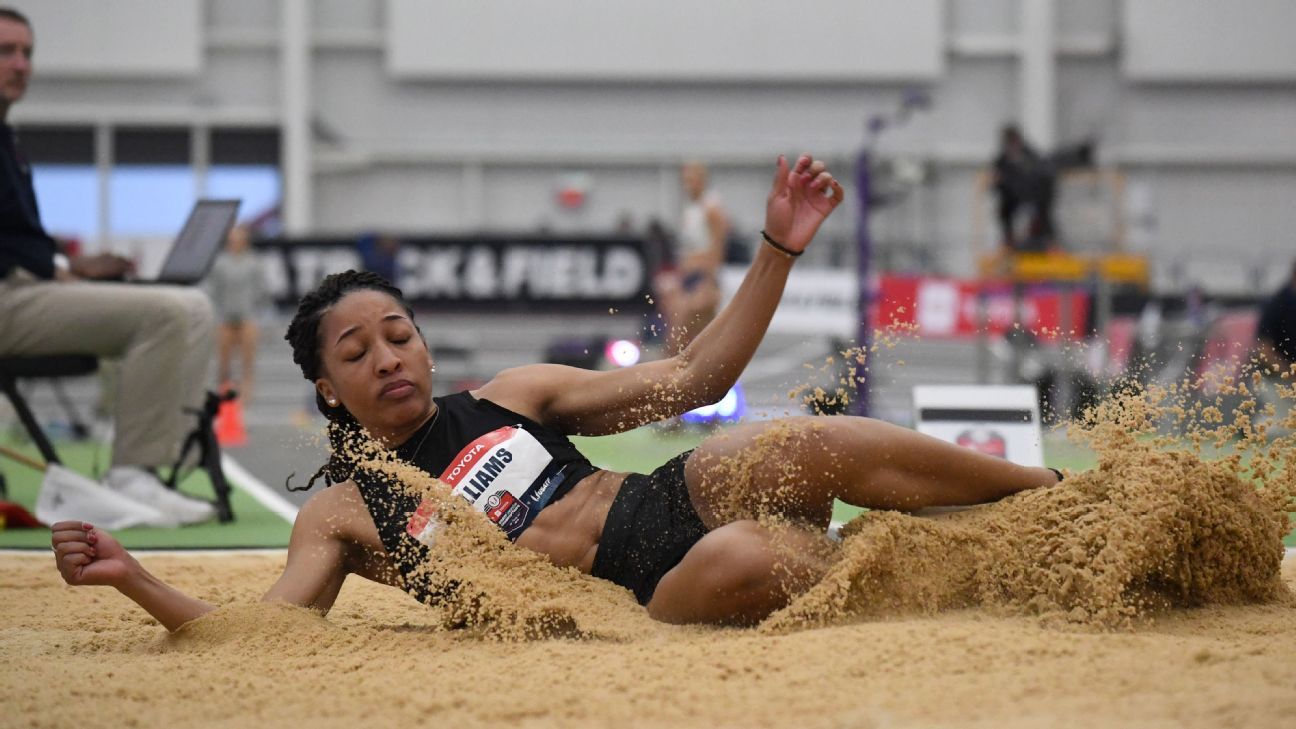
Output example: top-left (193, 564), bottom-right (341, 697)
top-left (875, 275), bottom-right (1089, 342)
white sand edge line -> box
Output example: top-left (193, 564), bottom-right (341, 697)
top-left (220, 453), bottom-right (299, 524)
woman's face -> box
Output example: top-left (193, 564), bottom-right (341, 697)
top-left (226, 226), bottom-right (251, 254)
top-left (314, 289), bottom-right (435, 444)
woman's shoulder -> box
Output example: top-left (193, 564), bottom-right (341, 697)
top-left (297, 481), bottom-right (372, 538)
top-left (292, 481), bottom-right (392, 581)
top-left (469, 365), bottom-right (560, 422)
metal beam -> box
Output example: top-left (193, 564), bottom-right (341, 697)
top-left (1020, 0), bottom-right (1057, 150)
top-left (280, 0), bottom-right (312, 234)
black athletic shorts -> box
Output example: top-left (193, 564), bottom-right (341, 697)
top-left (592, 450), bottom-right (710, 606)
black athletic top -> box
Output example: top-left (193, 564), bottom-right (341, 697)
top-left (353, 391), bottom-right (599, 603)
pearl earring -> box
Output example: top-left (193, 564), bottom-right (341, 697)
top-left (430, 364), bottom-right (436, 373)
top-left (328, 399), bottom-right (337, 406)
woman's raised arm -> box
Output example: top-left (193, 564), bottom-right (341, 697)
top-left (480, 154), bottom-right (844, 435)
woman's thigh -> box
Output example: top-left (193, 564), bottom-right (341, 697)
top-left (237, 321), bottom-right (258, 358)
top-left (684, 417), bottom-right (862, 529)
top-left (217, 323), bottom-right (238, 355)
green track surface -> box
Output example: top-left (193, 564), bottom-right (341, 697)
top-left (0, 436), bottom-right (291, 549)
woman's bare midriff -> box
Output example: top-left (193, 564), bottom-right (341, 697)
top-left (515, 469), bottom-right (628, 573)
top-left (340, 470), bottom-right (629, 586)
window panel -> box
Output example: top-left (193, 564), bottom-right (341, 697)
top-left (30, 164), bottom-right (98, 242)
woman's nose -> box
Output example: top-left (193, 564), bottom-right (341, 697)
top-left (374, 345), bottom-right (402, 375)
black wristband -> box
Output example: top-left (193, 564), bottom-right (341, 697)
top-left (761, 230), bottom-right (802, 259)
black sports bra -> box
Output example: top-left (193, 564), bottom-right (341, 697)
top-left (353, 391), bottom-right (599, 602)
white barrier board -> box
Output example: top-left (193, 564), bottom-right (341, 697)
top-left (913, 385), bottom-right (1043, 468)
top-left (718, 265), bottom-right (857, 338)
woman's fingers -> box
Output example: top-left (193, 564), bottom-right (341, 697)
top-left (60, 552), bottom-right (92, 570)
top-left (828, 178), bottom-right (845, 204)
top-left (55, 541), bottom-right (96, 558)
top-left (770, 154), bottom-right (790, 195)
top-left (51, 531), bottom-right (88, 547)
top-left (55, 542), bottom-right (97, 576)
top-left (50, 520), bottom-right (91, 534)
top-left (51, 527), bottom-right (92, 547)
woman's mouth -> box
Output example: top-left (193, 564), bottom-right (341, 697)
top-left (379, 379), bottom-right (416, 399)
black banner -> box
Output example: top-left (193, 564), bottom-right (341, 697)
top-left (254, 235), bottom-right (652, 312)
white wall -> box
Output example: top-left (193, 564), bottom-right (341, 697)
top-left (23, 0), bottom-right (202, 76)
top-left (387, 0), bottom-right (944, 81)
top-left (9, 0), bottom-right (1296, 294)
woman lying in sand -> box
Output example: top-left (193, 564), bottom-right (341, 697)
top-left (51, 154), bottom-right (1061, 630)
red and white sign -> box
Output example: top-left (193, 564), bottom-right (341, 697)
top-left (876, 275), bottom-right (1089, 342)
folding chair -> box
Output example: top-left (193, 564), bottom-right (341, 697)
top-left (0, 355), bottom-right (98, 466)
top-left (0, 355), bottom-right (235, 522)
top-left (0, 355), bottom-right (98, 502)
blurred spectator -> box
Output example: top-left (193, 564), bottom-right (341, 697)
top-left (991, 125), bottom-right (1096, 254)
top-left (641, 217), bottom-right (676, 346)
top-left (205, 225), bottom-right (266, 403)
top-left (656, 161), bottom-right (730, 355)
top-left (992, 125), bottom-right (1056, 253)
top-left (0, 8), bottom-right (214, 524)
top-left (357, 233), bottom-right (402, 286)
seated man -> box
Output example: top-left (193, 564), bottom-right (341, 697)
top-left (0, 7), bottom-right (214, 525)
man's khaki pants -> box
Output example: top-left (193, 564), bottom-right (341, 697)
top-left (0, 272), bottom-right (214, 467)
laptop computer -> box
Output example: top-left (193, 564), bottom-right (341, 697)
top-left (144, 199), bottom-right (241, 285)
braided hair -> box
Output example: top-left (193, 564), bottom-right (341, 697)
top-left (284, 270), bottom-right (417, 491)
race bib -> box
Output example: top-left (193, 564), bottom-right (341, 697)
top-left (406, 425), bottom-right (566, 545)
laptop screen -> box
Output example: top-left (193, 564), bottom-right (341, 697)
top-left (156, 199), bottom-right (241, 285)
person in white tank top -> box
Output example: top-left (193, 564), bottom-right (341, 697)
top-left (655, 161), bottom-right (730, 356)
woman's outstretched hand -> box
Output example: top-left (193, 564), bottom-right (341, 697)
top-left (51, 521), bottom-right (136, 587)
top-left (763, 154), bottom-right (845, 256)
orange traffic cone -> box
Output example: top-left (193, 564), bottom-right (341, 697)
top-left (215, 395), bottom-right (248, 447)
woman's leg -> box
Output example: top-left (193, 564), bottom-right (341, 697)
top-left (684, 416), bottom-right (1059, 528)
top-left (216, 322), bottom-right (236, 387)
top-left (237, 320), bottom-right (258, 404)
top-left (648, 416), bottom-right (1058, 625)
top-left (647, 519), bottom-right (833, 625)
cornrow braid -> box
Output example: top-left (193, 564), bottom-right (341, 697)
top-left (283, 270), bottom-right (416, 491)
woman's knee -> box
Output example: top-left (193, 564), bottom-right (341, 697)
top-left (648, 522), bottom-right (796, 625)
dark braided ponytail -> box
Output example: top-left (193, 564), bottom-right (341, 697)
top-left (284, 270), bottom-right (416, 491)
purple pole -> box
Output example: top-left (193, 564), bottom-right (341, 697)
top-left (852, 148), bottom-right (872, 417)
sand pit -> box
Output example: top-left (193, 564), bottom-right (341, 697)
top-left (6, 378), bottom-right (1294, 726)
top-left (1, 551), bottom-right (1294, 728)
